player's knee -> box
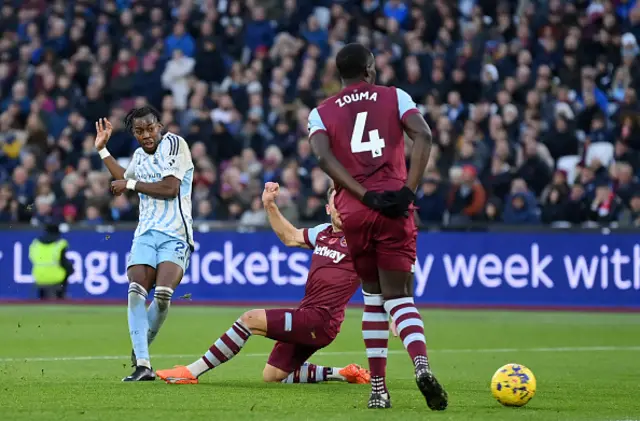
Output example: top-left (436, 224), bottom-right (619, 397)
top-left (262, 366), bottom-right (285, 383)
top-left (379, 271), bottom-right (414, 300)
top-left (155, 262), bottom-right (184, 289)
top-left (127, 268), bottom-right (153, 291)
top-left (127, 282), bottom-right (148, 304)
top-left (239, 309), bottom-right (266, 332)
top-left (361, 281), bottom-right (382, 295)
top-left (153, 286), bottom-right (174, 311)
top-left (382, 291), bottom-right (408, 301)
top-left (262, 368), bottom-right (278, 383)
top-left (128, 270), bottom-right (146, 284)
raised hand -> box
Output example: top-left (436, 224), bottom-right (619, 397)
top-left (95, 118), bottom-right (113, 151)
top-left (262, 182), bottom-right (280, 206)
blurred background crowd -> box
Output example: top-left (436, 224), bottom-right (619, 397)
top-left (1, 0), bottom-right (640, 228)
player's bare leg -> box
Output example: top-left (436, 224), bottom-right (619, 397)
top-left (263, 363), bottom-right (370, 384)
top-left (123, 265), bottom-right (156, 382)
top-left (361, 280), bottom-right (392, 409)
top-left (379, 269), bottom-right (448, 411)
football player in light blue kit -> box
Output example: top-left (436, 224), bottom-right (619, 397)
top-left (94, 106), bottom-right (194, 381)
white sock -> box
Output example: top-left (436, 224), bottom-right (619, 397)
top-left (147, 286), bottom-right (174, 345)
top-left (280, 363), bottom-right (329, 383)
top-left (327, 368), bottom-right (346, 381)
top-left (128, 282), bottom-right (150, 368)
top-left (137, 359), bottom-right (151, 369)
top-left (187, 359), bottom-right (210, 377)
top-left (187, 319), bottom-right (253, 377)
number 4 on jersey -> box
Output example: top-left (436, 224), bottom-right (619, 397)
top-left (350, 112), bottom-right (385, 158)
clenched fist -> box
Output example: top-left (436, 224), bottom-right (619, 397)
top-left (262, 182), bottom-right (280, 206)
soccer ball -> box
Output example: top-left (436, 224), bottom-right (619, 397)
top-left (490, 363), bottom-right (536, 407)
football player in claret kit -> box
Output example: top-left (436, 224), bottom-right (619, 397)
top-left (95, 107), bottom-right (195, 382)
top-left (308, 43), bottom-right (448, 410)
top-left (156, 183), bottom-right (370, 386)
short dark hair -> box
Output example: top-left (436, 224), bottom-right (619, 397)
top-left (123, 106), bottom-right (162, 133)
top-left (336, 43), bottom-right (372, 80)
top-left (326, 185), bottom-right (335, 202)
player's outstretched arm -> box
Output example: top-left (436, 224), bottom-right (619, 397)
top-left (402, 113), bottom-right (433, 192)
top-left (262, 182), bottom-right (309, 249)
top-left (310, 132), bottom-right (367, 201)
top-left (95, 118), bottom-right (126, 180)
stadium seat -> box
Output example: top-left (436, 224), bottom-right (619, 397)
top-left (585, 142), bottom-right (615, 168)
top-left (556, 155), bottom-right (581, 185)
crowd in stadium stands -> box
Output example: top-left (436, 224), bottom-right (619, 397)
top-left (1, 0), bottom-right (640, 228)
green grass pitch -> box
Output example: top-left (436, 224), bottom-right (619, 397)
top-left (1, 305), bottom-right (639, 421)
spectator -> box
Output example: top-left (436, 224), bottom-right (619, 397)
top-left (84, 205), bottom-right (104, 225)
top-left (0, 183), bottom-right (18, 222)
top-left (194, 199), bottom-right (215, 222)
top-left (541, 170), bottom-right (570, 204)
top-left (240, 196), bottom-right (267, 227)
top-left (161, 49), bottom-right (196, 110)
top-left (588, 182), bottom-right (622, 224)
top-left (612, 161), bottom-right (639, 205)
top-left (589, 113), bottom-right (614, 144)
top-left (194, 21), bottom-right (227, 85)
top-left (541, 186), bottom-right (569, 224)
top-left (110, 64), bottom-right (135, 102)
top-left (300, 194), bottom-right (327, 223)
top-left (415, 172), bottom-right (446, 224)
top-left (12, 166), bottom-right (35, 207)
top-left (516, 140), bottom-right (552, 197)
top-left (619, 191), bottom-right (640, 227)
top-left (245, 7), bottom-right (276, 53)
top-left (262, 145), bottom-right (283, 183)
top-left (296, 139), bottom-right (316, 175)
top-left (503, 192), bottom-right (540, 225)
top-left (165, 22), bottom-right (195, 58)
top-left (275, 187), bottom-right (299, 224)
top-left (485, 155), bottom-right (514, 203)
top-left (447, 165), bottom-right (487, 224)
top-left (544, 116), bottom-right (579, 162)
top-left (614, 140), bottom-right (640, 170)
top-left (301, 15), bottom-right (328, 52)
top-left (31, 195), bottom-right (54, 226)
top-left (565, 184), bottom-right (590, 225)
top-left (110, 195), bottom-right (137, 222)
top-left (383, 0), bottom-right (408, 28)
top-left (481, 197), bottom-right (503, 224)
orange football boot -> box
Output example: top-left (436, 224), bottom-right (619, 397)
top-left (339, 364), bottom-right (371, 384)
top-left (156, 365), bottom-right (199, 384)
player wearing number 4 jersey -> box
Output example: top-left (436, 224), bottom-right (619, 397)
top-left (156, 183), bottom-right (370, 387)
top-left (95, 106), bottom-right (194, 382)
top-left (308, 43), bottom-right (448, 410)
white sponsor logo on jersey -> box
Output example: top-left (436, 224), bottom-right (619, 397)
top-left (313, 245), bottom-right (346, 264)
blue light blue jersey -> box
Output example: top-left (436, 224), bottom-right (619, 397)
top-left (124, 132), bottom-right (194, 270)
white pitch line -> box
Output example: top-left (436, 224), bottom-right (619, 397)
top-left (1, 346), bottom-right (639, 363)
